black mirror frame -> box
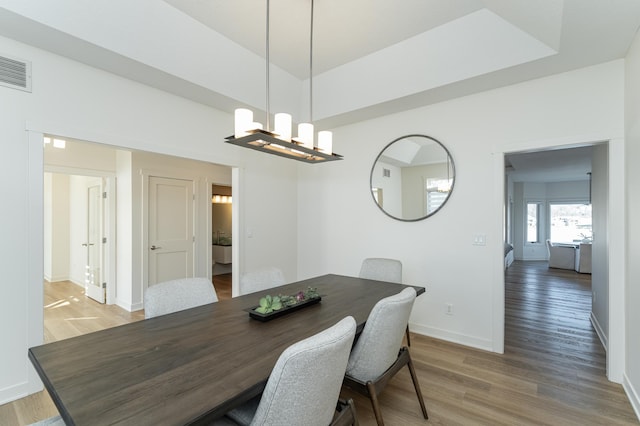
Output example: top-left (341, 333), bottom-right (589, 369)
top-left (369, 134), bottom-right (456, 222)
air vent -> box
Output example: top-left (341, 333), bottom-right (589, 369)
top-left (0, 54), bottom-right (32, 92)
top-left (383, 168), bottom-right (391, 178)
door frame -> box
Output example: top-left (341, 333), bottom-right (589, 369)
top-left (44, 165), bottom-right (117, 305)
top-left (492, 134), bottom-right (626, 383)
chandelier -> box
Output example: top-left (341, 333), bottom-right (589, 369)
top-left (225, 0), bottom-right (342, 163)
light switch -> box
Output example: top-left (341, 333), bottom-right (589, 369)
top-left (473, 234), bottom-right (486, 246)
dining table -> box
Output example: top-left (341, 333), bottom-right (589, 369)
top-left (29, 273), bottom-right (425, 426)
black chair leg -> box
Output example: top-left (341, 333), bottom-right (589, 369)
top-left (366, 381), bottom-right (385, 426)
top-left (405, 325), bottom-right (411, 347)
top-left (406, 351), bottom-right (428, 419)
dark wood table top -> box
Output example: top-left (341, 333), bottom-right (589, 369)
top-left (29, 274), bottom-right (425, 426)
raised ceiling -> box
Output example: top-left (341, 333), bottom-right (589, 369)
top-left (0, 0), bottom-right (639, 128)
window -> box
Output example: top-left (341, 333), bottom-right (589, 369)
top-left (372, 187), bottom-right (383, 206)
top-left (549, 203), bottom-right (592, 243)
top-left (526, 202), bottom-right (540, 243)
top-left (425, 178), bottom-right (452, 214)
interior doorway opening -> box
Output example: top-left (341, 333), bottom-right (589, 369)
top-left (212, 184), bottom-right (232, 300)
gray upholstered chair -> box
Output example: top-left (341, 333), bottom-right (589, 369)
top-left (359, 258), bottom-right (402, 283)
top-left (239, 266), bottom-right (285, 296)
top-left (343, 287), bottom-right (428, 426)
top-left (29, 415), bottom-right (66, 426)
top-left (144, 277), bottom-right (218, 319)
top-left (223, 317), bottom-right (358, 426)
top-left (358, 258), bottom-right (412, 346)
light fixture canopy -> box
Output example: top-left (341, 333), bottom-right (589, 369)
top-left (224, 0), bottom-right (342, 164)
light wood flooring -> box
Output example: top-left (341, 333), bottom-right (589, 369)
top-left (213, 273), bottom-right (232, 300)
top-left (1, 264), bottom-right (638, 425)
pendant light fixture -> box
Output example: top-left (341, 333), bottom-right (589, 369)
top-left (225, 0), bottom-right (342, 163)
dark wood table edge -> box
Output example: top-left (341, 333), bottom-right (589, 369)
top-left (28, 349), bottom-right (75, 426)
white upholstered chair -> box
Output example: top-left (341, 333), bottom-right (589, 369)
top-left (359, 258), bottom-right (412, 346)
top-left (359, 258), bottom-right (402, 284)
top-left (29, 416), bottom-right (66, 426)
top-left (343, 287), bottom-right (428, 426)
top-left (239, 266), bottom-right (285, 296)
top-left (223, 317), bottom-right (358, 426)
top-left (144, 277), bottom-right (218, 319)
top-left (546, 240), bottom-right (576, 270)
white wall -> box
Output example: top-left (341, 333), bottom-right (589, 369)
top-left (624, 27), bottom-right (640, 418)
top-left (43, 173), bottom-right (71, 282)
top-left (0, 34), bottom-right (299, 404)
top-left (298, 60), bottom-right (625, 354)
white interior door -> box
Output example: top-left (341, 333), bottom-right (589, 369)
top-left (148, 176), bottom-right (195, 286)
top-left (85, 182), bottom-right (105, 303)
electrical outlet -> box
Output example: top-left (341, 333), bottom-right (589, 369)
top-left (446, 303), bottom-right (453, 315)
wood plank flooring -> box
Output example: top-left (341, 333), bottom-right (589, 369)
top-left (1, 264), bottom-right (638, 425)
top-left (213, 273), bottom-right (232, 300)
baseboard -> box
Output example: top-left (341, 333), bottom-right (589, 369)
top-left (0, 382), bottom-right (26, 406)
top-left (116, 299), bottom-right (143, 313)
top-left (590, 311), bottom-right (608, 351)
top-left (409, 322), bottom-right (494, 353)
top-left (69, 278), bottom-right (84, 287)
top-left (623, 373), bottom-right (640, 422)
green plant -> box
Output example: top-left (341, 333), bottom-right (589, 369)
top-left (255, 295), bottom-right (283, 314)
top-left (253, 287), bottom-right (320, 314)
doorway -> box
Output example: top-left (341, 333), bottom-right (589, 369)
top-left (498, 139), bottom-right (626, 382)
top-left (44, 169), bottom-right (116, 305)
top-left (212, 184), bottom-right (232, 299)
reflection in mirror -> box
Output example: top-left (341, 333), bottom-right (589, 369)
top-left (370, 134), bottom-right (455, 221)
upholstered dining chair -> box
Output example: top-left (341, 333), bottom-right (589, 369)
top-left (343, 287), bottom-right (428, 426)
top-left (144, 277), bottom-right (218, 319)
top-left (29, 415), bottom-right (66, 426)
top-left (358, 258), bottom-right (412, 346)
top-left (239, 266), bottom-right (286, 296)
top-left (221, 317), bottom-right (358, 426)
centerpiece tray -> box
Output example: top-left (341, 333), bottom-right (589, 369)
top-left (248, 289), bottom-right (322, 322)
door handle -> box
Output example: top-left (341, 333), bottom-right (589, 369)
top-left (150, 245), bottom-right (162, 250)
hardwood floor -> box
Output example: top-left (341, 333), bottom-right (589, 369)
top-left (341, 261), bottom-right (638, 425)
top-left (1, 265), bottom-right (638, 425)
top-left (213, 273), bottom-right (232, 300)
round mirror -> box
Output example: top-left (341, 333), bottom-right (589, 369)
top-left (370, 134), bottom-right (455, 221)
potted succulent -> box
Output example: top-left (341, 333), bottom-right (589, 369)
top-left (250, 287), bottom-right (321, 321)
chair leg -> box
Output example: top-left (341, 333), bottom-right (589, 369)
top-left (406, 351), bottom-right (428, 419)
top-left (405, 325), bottom-right (411, 347)
top-left (348, 398), bottom-right (359, 426)
top-left (366, 381), bottom-right (385, 426)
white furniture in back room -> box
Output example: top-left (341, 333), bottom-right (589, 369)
top-left (546, 240), bottom-right (576, 270)
top-left (575, 243), bottom-right (592, 274)
top-left (213, 244), bottom-right (232, 265)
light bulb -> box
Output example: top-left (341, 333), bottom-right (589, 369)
top-left (274, 113), bottom-right (292, 141)
top-left (297, 123), bottom-right (314, 150)
top-left (318, 131), bottom-right (332, 154)
top-left (234, 108), bottom-right (253, 137)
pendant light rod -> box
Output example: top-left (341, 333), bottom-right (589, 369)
top-left (265, 0), bottom-right (271, 132)
top-left (225, 0), bottom-right (341, 163)
top-left (309, 0), bottom-right (314, 122)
